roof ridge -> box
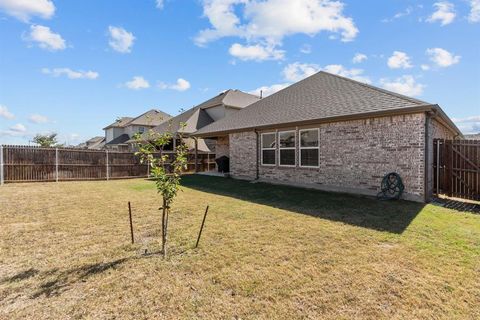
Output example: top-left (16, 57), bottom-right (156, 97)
top-left (318, 71), bottom-right (430, 106)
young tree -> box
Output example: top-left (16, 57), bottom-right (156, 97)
top-left (32, 133), bottom-right (59, 147)
top-left (134, 125), bottom-right (188, 257)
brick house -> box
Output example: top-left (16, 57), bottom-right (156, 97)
top-left (193, 72), bottom-right (461, 202)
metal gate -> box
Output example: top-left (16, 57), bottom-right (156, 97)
top-left (433, 139), bottom-right (480, 201)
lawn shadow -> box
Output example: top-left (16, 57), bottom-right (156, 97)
top-left (181, 175), bottom-right (425, 234)
top-left (29, 251), bottom-right (179, 299)
top-left (1, 268), bottom-right (39, 284)
top-left (31, 258), bottom-right (130, 298)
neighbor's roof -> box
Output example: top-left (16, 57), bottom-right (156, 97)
top-left (103, 117), bottom-right (134, 130)
top-left (195, 89), bottom-right (260, 110)
top-left (194, 71), bottom-right (461, 137)
top-left (128, 109), bottom-right (172, 126)
top-left (150, 107), bottom-right (215, 137)
top-left (105, 134), bottom-right (130, 145)
top-left (103, 109), bottom-right (171, 130)
top-left (149, 89), bottom-right (259, 137)
top-left (86, 136), bottom-right (105, 150)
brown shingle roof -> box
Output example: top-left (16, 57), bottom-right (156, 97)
top-left (150, 89), bottom-right (259, 137)
top-left (194, 71), bottom-right (459, 136)
top-left (128, 109), bottom-right (171, 126)
top-left (103, 117), bottom-right (134, 130)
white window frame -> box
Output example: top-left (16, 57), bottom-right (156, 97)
top-left (299, 128), bottom-right (320, 168)
top-left (278, 130), bottom-right (296, 167)
top-left (261, 132), bottom-right (276, 166)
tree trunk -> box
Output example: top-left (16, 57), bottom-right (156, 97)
top-left (161, 197), bottom-right (166, 257)
top-left (164, 206), bottom-right (169, 258)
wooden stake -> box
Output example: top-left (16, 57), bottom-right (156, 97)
top-left (128, 202), bottom-right (134, 244)
top-left (195, 205), bottom-right (209, 248)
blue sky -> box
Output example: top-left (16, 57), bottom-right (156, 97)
top-left (0, 0), bottom-right (479, 145)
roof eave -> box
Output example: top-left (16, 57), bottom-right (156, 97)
top-left (193, 105), bottom-right (448, 138)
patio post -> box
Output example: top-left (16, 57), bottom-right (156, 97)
top-left (0, 145), bottom-right (4, 185)
top-left (194, 138), bottom-right (198, 173)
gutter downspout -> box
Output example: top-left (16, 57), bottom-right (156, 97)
top-left (254, 129), bottom-right (259, 180)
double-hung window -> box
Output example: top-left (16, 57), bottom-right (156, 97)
top-left (299, 129), bottom-right (319, 167)
top-left (279, 130), bottom-right (296, 166)
top-left (261, 133), bottom-right (276, 166)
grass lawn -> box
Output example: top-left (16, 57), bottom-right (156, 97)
top-left (1, 175), bottom-right (479, 319)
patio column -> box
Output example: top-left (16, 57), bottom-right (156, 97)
top-left (194, 138), bottom-right (198, 173)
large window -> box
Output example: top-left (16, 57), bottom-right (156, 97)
top-left (299, 129), bottom-right (319, 167)
top-left (279, 130), bottom-right (296, 166)
top-left (261, 133), bottom-right (276, 166)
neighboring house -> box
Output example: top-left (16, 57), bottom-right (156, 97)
top-left (76, 136), bottom-right (105, 150)
top-left (194, 71), bottom-right (462, 202)
top-left (103, 109), bottom-right (171, 151)
top-left (142, 89), bottom-right (259, 154)
top-left (465, 133), bottom-right (480, 140)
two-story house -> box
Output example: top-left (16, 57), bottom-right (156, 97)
top-left (103, 109), bottom-right (171, 151)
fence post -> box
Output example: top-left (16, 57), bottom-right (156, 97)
top-left (55, 147), bottom-right (59, 182)
top-left (0, 145), bottom-right (4, 185)
top-left (445, 140), bottom-right (452, 197)
top-left (106, 150), bottom-right (109, 180)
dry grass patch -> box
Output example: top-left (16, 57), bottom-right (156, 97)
top-left (0, 175), bottom-right (479, 319)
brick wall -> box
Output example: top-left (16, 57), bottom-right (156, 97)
top-left (230, 131), bottom-right (257, 179)
top-left (229, 113), bottom-right (429, 202)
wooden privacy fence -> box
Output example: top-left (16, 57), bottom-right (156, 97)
top-left (0, 145), bottom-right (216, 184)
top-left (433, 139), bottom-right (480, 201)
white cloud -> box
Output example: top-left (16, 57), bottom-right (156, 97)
top-left (380, 75), bottom-right (425, 97)
top-left (421, 64), bottom-right (430, 71)
top-left (254, 62), bottom-right (370, 98)
top-left (0, 123), bottom-right (29, 137)
top-left (300, 44), bottom-right (312, 54)
top-left (427, 1), bottom-right (455, 26)
top-left (382, 6), bottom-right (415, 22)
top-left (426, 48), bottom-right (460, 67)
top-left (28, 114), bottom-right (49, 124)
top-left (108, 26), bottom-right (135, 53)
top-left (158, 78), bottom-right (191, 91)
top-left (249, 83), bottom-right (290, 97)
top-left (0, 0), bottom-right (55, 22)
top-left (125, 76), bottom-right (150, 90)
top-left (24, 25), bottom-right (66, 51)
top-left (41, 68), bottom-right (99, 79)
top-left (323, 64), bottom-right (371, 83)
top-left (452, 115), bottom-right (480, 134)
top-left (10, 123), bottom-right (27, 133)
top-left (229, 43), bottom-right (284, 61)
top-left (387, 51), bottom-right (412, 69)
top-left (0, 105), bottom-right (14, 119)
top-left (156, 0), bottom-right (164, 9)
top-left (352, 53), bottom-right (367, 64)
top-left (469, 0), bottom-right (480, 22)
top-left (195, 0), bottom-right (358, 59)
top-left (283, 62), bottom-right (320, 82)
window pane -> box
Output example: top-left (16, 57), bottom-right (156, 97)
top-left (262, 150), bottom-right (275, 165)
top-left (280, 149), bottom-right (295, 165)
top-left (262, 133), bottom-right (276, 148)
top-left (279, 131), bottom-right (295, 148)
top-left (300, 130), bottom-right (318, 147)
top-left (301, 149), bottom-right (319, 167)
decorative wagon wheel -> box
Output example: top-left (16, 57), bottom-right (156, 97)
top-left (377, 172), bottom-right (405, 200)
